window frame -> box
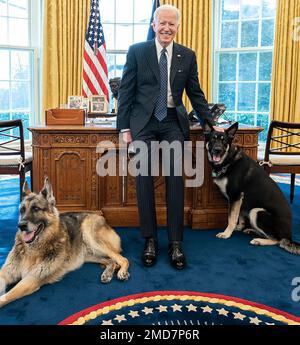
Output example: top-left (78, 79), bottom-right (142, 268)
top-left (106, 49), bottom-right (128, 79)
top-left (101, 0), bottom-right (153, 78)
top-left (212, 0), bottom-right (276, 141)
top-left (0, 0), bottom-right (42, 143)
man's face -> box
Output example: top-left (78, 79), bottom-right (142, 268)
top-left (152, 10), bottom-right (179, 47)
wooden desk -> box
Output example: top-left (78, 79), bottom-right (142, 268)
top-left (30, 124), bottom-right (262, 229)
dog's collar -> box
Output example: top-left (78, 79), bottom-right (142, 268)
top-left (212, 163), bottom-right (231, 178)
top-left (211, 146), bottom-right (243, 178)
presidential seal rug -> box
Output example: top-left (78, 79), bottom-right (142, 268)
top-left (58, 291), bottom-right (300, 325)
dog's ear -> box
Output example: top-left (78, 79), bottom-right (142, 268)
top-left (21, 180), bottom-right (31, 199)
top-left (226, 122), bottom-right (239, 141)
top-left (40, 177), bottom-right (56, 206)
top-left (203, 120), bottom-right (214, 140)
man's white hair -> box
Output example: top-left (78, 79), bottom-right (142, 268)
top-left (153, 4), bottom-right (181, 23)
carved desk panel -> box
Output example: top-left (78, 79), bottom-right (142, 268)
top-left (30, 124), bottom-right (262, 229)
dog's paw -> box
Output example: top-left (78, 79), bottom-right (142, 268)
top-left (250, 239), bottom-right (261, 246)
top-left (100, 272), bottom-right (113, 284)
top-left (280, 239), bottom-right (290, 247)
top-left (235, 225), bottom-right (245, 231)
top-left (117, 270), bottom-right (130, 281)
top-left (216, 232), bottom-right (231, 239)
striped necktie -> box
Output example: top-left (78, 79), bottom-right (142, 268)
top-left (154, 48), bottom-right (168, 121)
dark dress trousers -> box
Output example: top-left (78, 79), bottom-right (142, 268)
top-left (117, 39), bottom-right (214, 241)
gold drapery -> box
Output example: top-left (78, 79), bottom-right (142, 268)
top-left (270, 0), bottom-right (300, 123)
top-left (162, 0), bottom-right (212, 110)
top-left (42, 0), bottom-right (90, 120)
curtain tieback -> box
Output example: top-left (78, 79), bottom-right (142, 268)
top-left (18, 157), bottom-right (25, 171)
top-left (259, 160), bottom-right (273, 167)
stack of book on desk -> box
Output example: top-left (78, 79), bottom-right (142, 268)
top-left (87, 115), bottom-right (117, 125)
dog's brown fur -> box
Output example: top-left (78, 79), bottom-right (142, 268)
top-left (0, 178), bottom-right (129, 308)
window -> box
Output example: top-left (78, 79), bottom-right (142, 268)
top-left (100, 0), bottom-right (153, 79)
top-left (0, 0), bottom-right (41, 141)
top-left (99, 0), bottom-right (153, 111)
top-left (214, 0), bottom-right (277, 141)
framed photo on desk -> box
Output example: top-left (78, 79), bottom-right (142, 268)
top-left (68, 95), bottom-right (83, 109)
top-left (90, 95), bottom-right (108, 114)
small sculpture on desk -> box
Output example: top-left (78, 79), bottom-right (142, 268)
top-left (109, 77), bottom-right (121, 114)
top-left (188, 103), bottom-right (227, 125)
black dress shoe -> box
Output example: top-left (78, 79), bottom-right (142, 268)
top-left (142, 238), bottom-right (158, 267)
top-left (168, 241), bottom-right (186, 270)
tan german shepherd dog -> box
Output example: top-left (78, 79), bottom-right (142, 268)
top-left (0, 178), bottom-right (129, 308)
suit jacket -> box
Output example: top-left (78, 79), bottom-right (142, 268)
top-left (116, 39), bottom-right (214, 140)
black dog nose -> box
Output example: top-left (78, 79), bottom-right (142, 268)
top-left (18, 222), bottom-right (28, 232)
top-left (213, 147), bottom-right (222, 154)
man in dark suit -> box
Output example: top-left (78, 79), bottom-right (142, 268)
top-left (117, 4), bottom-right (222, 270)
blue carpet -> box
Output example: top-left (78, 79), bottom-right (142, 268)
top-left (0, 178), bottom-right (300, 325)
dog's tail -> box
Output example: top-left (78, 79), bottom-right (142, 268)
top-left (279, 239), bottom-right (300, 255)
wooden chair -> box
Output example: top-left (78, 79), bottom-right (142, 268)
top-left (0, 119), bottom-right (33, 197)
top-left (259, 120), bottom-right (300, 203)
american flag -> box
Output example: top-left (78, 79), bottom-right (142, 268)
top-left (147, 0), bottom-right (160, 40)
top-left (82, 0), bottom-right (109, 101)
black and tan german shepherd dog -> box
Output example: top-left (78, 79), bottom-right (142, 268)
top-left (0, 178), bottom-right (130, 308)
top-left (203, 120), bottom-right (300, 255)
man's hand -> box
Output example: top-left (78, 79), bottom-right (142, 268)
top-left (121, 131), bottom-right (133, 143)
top-left (213, 126), bottom-right (225, 132)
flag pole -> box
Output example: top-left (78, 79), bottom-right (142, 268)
top-left (94, 1), bottom-right (98, 56)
